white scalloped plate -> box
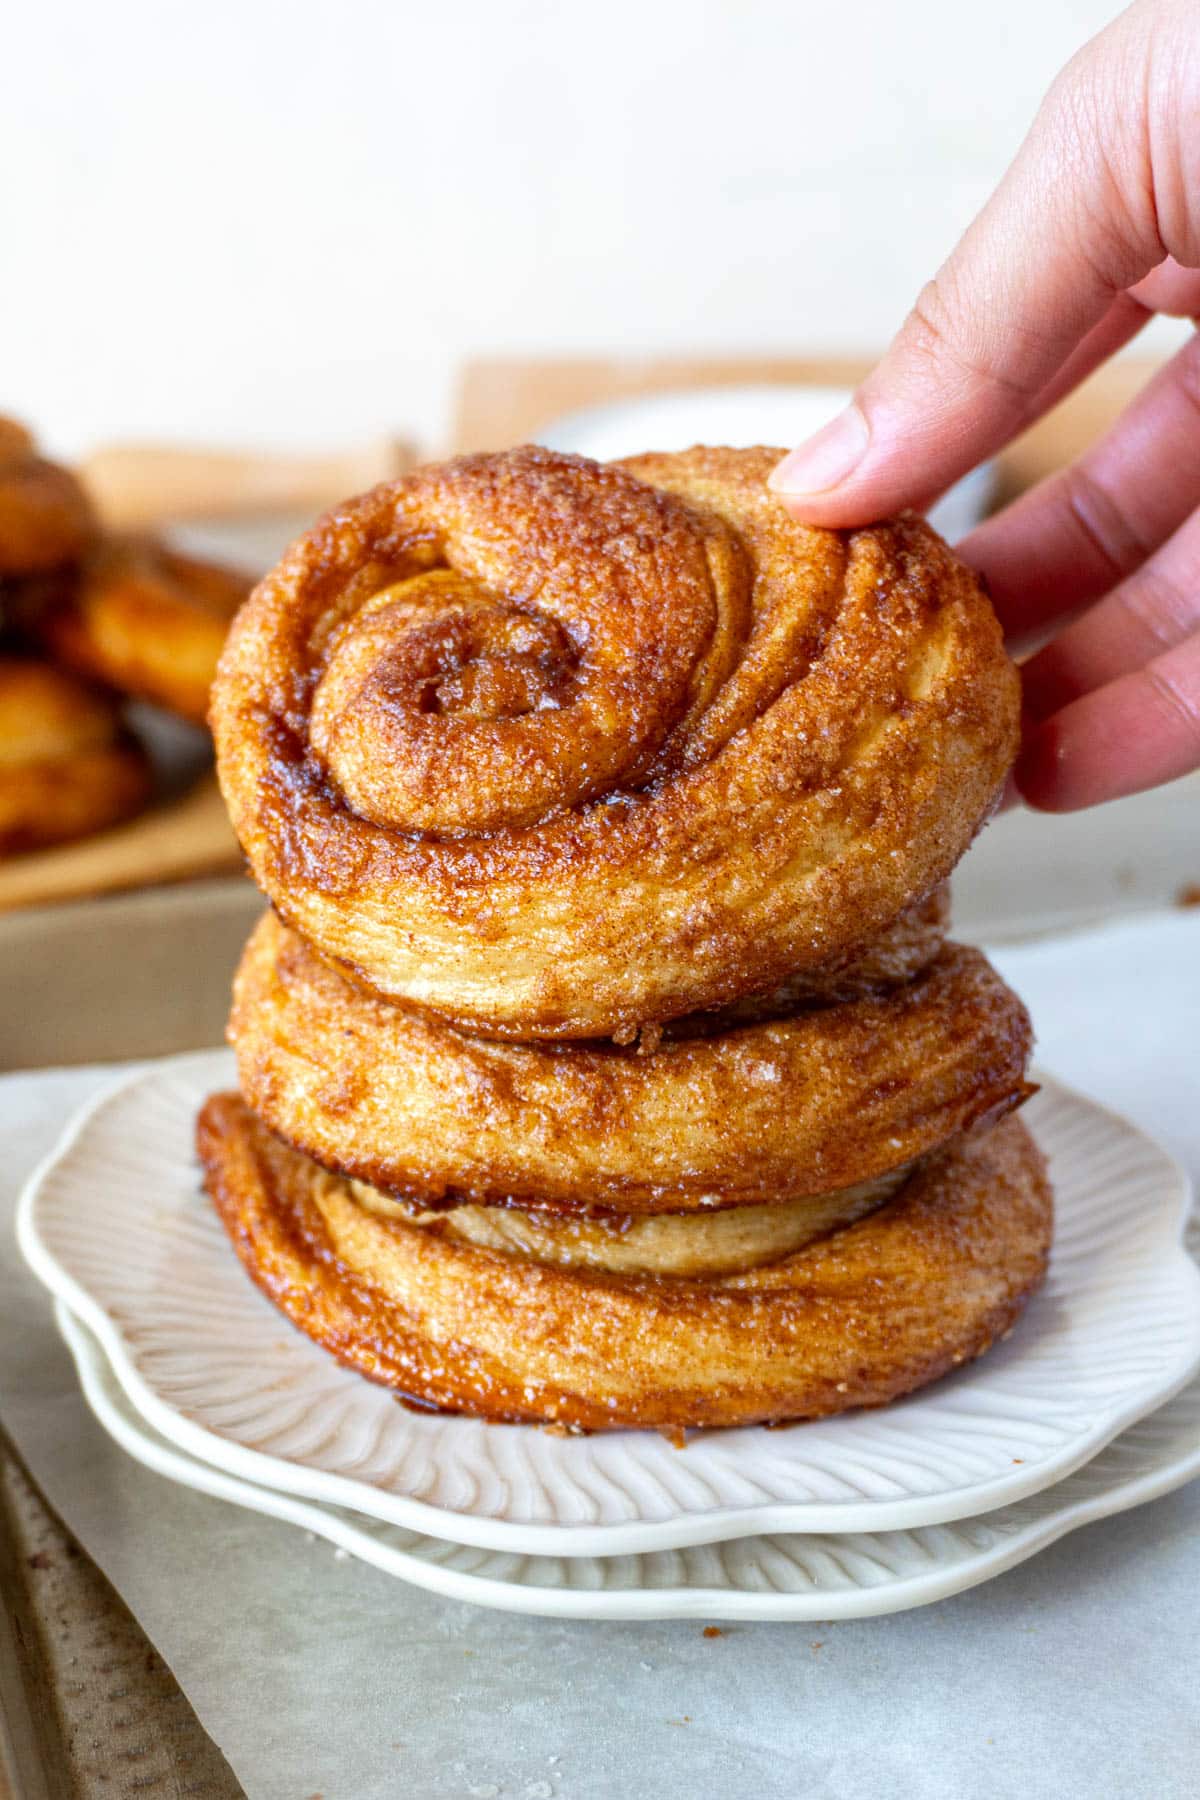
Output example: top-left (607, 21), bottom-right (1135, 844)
top-left (18, 1051), bottom-right (1200, 1556)
top-left (56, 1295), bottom-right (1200, 1620)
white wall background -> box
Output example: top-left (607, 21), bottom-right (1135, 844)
top-left (0, 0), bottom-right (1164, 458)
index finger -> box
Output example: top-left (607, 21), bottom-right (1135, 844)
top-left (770, 17), bottom-right (1166, 524)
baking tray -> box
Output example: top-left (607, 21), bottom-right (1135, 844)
top-left (0, 1428), bottom-right (241, 1799)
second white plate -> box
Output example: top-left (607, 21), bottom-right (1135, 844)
top-left (56, 1296), bottom-right (1200, 1621)
top-left (18, 1051), bottom-right (1200, 1557)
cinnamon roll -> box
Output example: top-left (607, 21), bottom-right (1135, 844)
top-left (200, 446), bottom-right (1051, 1434)
top-left (0, 418), bottom-right (96, 578)
top-left (198, 1097), bottom-right (1051, 1431)
top-left (212, 445), bottom-right (1019, 1039)
top-left (17, 535), bottom-right (252, 725)
top-left (230, 909), bottom-right (1032, 1216)
top-left (0, 656), bottom-right (151, 855)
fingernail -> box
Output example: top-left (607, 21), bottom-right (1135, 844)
top-left (769, 404), bottom-right (870, 496)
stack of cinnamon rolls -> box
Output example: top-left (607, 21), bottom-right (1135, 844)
top-left (201, 446), bottom-right (1052, 1432)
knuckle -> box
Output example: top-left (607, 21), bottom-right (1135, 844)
top-left (906, 278), bottom-right (963, 359)
top-left (1144, 5), bottom-right (1200, 263)
top-left (1171, 333), bottom-right (1200, 419)
top-left (1060, 464), bottom-right (1156, 583)
top-left (1145, 647), bottom-right (1200, 749)
top-left (1039, 20), bottom-right (1160, 283)
top-left (1119, 569), bottom-right (1196, 652)
top-left (904, 280), bottom-right (1040, 408)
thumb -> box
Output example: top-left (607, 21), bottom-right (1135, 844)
top-left (770, 3), bottom-right (1179, 526)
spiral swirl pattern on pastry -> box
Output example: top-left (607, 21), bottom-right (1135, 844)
top-left (212, 446), bottom-right (1020, 1038)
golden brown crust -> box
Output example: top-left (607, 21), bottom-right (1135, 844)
top-left (0, 657), bottom-right (151, 855)
top-left (211, 446), bottom-right (1020, 1039)
top-left (0, 420), bottom-right (96, 577)
top-left (694, 883), bottom-right (948, 1027)
top-left (18, 536), bottom-right (251, 725)
top-left (197, 1096), bottom-right (1052, 1431)
top-left (231, 910), bottom-right (1034, 1215)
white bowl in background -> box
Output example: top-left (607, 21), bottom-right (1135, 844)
top-left (538, 383), bottom-right (994, 543)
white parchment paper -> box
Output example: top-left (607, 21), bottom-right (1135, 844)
top-left (2, 912), bottom-right (1199, 1800)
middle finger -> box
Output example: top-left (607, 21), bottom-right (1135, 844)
top-left (959, 324), bottom-right (1200, 644)
top-left (1020, 504), bottom-right (1200, 721)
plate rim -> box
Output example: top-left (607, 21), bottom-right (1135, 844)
top-left (18, 1050), bottom-right (1200, 1557)
top-left (54, 1297), bottom-right (1200, 1623)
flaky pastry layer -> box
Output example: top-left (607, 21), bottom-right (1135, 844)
top-left (348, 1164), bottom-right (911, 1278)
top-left (231, 910), bottom-right (1032, 1215)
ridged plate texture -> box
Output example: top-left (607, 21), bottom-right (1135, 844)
top-left (55, 1287), bottom-right (1200, 1621)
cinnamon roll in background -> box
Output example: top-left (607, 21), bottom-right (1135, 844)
top-left (0, 656), bottom-right (151, 854)
top-left (0, 418), bottom-right (96, 578)
top-left (0, 413), bottom-right (254, 856)
top-left (200, 444), bottom-right (1052, 1432)
top-left (14, 534), bottom-right (252, 727)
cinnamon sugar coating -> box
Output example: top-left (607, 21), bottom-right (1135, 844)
top-left (231, 909), bottom-right (1033, 1217)
top-left (211, 446), bottom-right (1020, 1039)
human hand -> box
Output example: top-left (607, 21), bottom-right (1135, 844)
top-left (770, 0), bottom-right (1200, 811)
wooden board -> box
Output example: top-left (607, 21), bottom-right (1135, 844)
top-left (0, 1429), bottom-right (241, 1799)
